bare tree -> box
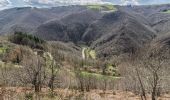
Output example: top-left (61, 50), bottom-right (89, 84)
top-left (48, 60), bottom-right (56, 92)
top-left (19, 53), bottom-right (46, 92)
top-left (128, 45), bottom-right (170, 100)
top-left (129, 53), bottom-right (147, 100)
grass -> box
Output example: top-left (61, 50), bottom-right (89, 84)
top-left (89, 50), bottom-right (96, 59)
top-left (80, 71), bottom-right (118, 80)
top-left (87, 4), bottom-right (117, 12)
top-left (162, 10), bottom-right (170, 14)
top-left (87, 5), bottom-right (103, 10)
top-left (0, 45), bottom-right (8, 54)
top-left (0, 61), bottom-right (23, 69)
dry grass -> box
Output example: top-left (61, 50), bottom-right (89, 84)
top-left (0, 87), bottom-right (169, 100)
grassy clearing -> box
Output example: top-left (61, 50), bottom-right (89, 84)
top-left (87, 4), bottom-right (117, 12)
top-left (87, 5), bottom-right (103, 10)
top-left (162, 10), bottom-right (170, 14)
top-left (89, 50), bottom-right (96, 59)
top-left (80, 71), bottom-right (118, 80)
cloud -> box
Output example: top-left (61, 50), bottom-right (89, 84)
top-left (23, 0), bottom-right (110, 6)
top-left (121, 0), bottom-right (139, 5)
top-left (0, 0), bottom-right (10, 7)
top-left (0, 0), bottom-right (12, 10)
top-left (120, 0), bottom-right (170, 5)
top-left (1, 0), bottom-right (170, 10)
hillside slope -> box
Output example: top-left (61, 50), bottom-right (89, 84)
top-left (0, 6), bottom-right (86, 34)
top-left (35, 9), bottom-right (103, 43)
top-left (1, 5), bottom-right (170, 58)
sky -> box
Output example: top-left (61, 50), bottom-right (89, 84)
top-left (0, 0), bottom-right (170, 10)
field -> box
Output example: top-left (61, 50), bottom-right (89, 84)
top-left (162, 10), bottom-right (170, 13)
top-left (86, 4), bottom-right (117, 12)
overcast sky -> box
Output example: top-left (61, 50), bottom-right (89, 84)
top-left (0, 0), bottom-right (170, 9)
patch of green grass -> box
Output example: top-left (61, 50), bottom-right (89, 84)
top-left (87, 4), bottom-right (117, 12)
top-left (162, 10), bottom-right (170, 14)
top-left (0, 61), bottom-right (23, 69)
top-left (80, 71), bottom-right (118, 80)
top-left (103, 4), bottom-right (117, 11)
top-left (0, 45), bottom-right (8, 54)
top-left (25, 92), bottom-right (34, 100)
top-left (87, 5), bottom-right (103, 10)
top-left (89, 50), bottom-right (96, 59)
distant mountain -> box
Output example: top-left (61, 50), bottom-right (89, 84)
top-left (0, 6), bottom-right (86, 34)
top-left (130, 4), bottom-right (170, 34)
top-left (88, 10), bottom-right (156, 57)
top-left (35, 9), bottom-right (103, 43)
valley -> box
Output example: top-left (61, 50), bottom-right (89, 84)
top-left (0, 4), bottom-right (170, 100)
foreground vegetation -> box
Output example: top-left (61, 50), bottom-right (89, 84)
top-left (1, 87), bottom-right (170, 100)
top-left (0, 32), bottom-right (170, 100)
top-left (0, 32), bottom-right (120, 95)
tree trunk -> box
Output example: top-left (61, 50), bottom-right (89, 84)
top-left (135, 68), bottom-right (147, 100)
top-left (49, 76), bottom-right (55, 92)
top-left (35, 84), bottom-right (41, 93)
top-left (151, 72), bottom-right (158, 100)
